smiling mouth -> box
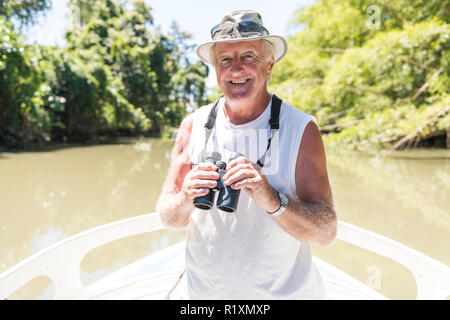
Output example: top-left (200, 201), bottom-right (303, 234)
top-left (229, 79), bottom-right (250, 84)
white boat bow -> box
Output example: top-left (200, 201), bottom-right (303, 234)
top-left (0, 213), bottom-right (449, 300)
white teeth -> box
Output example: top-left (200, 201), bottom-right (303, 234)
top-left (231, 79), bottom-right (247, 84)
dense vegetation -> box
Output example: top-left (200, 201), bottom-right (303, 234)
top-left (270, 0), bottom-right (449, 152)
top-left (1, 0), bottom-right (449, 152)
top-left (0, 0), bottom-right (208, 149)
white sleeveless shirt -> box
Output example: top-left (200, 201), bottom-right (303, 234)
top-left (186, 96), bottom-right (326, 299)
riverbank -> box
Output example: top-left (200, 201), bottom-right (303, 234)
top-left (321, 129), bottom-right (449, 156)
top-left (2, 128), bottom-right (448, 154)
top-left (0, 125), bottom-right (178, 153)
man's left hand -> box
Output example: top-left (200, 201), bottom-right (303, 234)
top-left (222, 156), bottom-right (280, 213)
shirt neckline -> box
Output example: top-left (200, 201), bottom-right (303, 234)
top-left (217, 95), bottom-right (273, 130)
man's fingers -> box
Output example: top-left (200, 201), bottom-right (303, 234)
top-left (188, 179), bottom-right (217, 189)
top-left (183, 180), bottom-right (214, 201)
top-left (227, 156), bottom-right (250, 170)
top-left (231, 177), bottom-right (260, 190)
top-left (190, 170), bottom-right (219, 180)
top-left (195, 162), bottom-right (217, 171)
top-left (188, 187), bottom-right (210, 197)
top-left (223, 164), bottom-right (256, 183)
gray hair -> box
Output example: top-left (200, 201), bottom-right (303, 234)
top-left (210, 39), bottom-right (275, 66)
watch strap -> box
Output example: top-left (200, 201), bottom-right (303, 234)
top-left (268, 192), bottom-right (288, 217)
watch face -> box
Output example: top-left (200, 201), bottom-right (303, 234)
top-left (279, 193), bottom-right (288, 207)
top-left (269, 192), bottom-right (288, 217)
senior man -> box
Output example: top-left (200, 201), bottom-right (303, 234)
top-left (156, 10), bottom-right (337, 299)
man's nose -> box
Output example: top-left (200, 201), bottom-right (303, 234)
top-left (230, 58), bottom-right (244, 72)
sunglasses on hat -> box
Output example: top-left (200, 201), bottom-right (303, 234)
top-left (210, 21), bottom-right (269, 40)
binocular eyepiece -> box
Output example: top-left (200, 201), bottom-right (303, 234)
top-left (193, 152), bottom-right (241, 213)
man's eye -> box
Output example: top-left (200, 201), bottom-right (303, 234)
top-left (219, 57), bottom-right (232, 65)
top-left (242, 55), bottom-right (256, 63)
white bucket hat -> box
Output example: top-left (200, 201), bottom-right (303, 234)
top-left (196, 10), bottom-right (288, 64)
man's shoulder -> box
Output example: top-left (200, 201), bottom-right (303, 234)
top-left (193, 100), bottom-right (219, 117)
top-left (176, 100), bottom-right (219, 140)
top-left (279, 98), bottom-right (316, 124)
top-left (181, 100), bottom-right (217, 127)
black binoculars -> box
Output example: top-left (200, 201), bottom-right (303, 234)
top-left (193, 152), bottom-right (241, 213)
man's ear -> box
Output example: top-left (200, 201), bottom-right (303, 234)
top-left (266, 59), bottom-right (275, 77)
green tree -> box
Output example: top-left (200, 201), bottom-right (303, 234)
top-left (271, 0), bottom-right (449, 151)
top-left (0, 0), bottom-right (51, 26)
top-left (64, 0), bottom-right (207, 136)
top-left (1, 0), bottom-right (209, 148)
top-left (0, 18), bottom-right (53, 148)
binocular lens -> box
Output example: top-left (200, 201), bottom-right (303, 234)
top-left (193, 190), bottom-right (215, 210)
top-left (194, 202), bottom-right (213, 210)
top-left (216, 186), bottom-right (240, 213)
top-left (193, 152), bottom-right (241, 213)
top-left (217, 204), bottom-right (235, 213)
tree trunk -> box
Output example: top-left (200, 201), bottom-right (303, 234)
top-left (447, 126), bottom-right (450, 149)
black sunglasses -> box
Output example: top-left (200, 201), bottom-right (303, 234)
top-left (210, 21), bottom-right (269, 39)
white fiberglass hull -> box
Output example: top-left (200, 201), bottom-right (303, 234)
top-left (1, 213), bottom-right (448, 300)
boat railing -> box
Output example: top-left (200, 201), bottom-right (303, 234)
top-left (0, 213), bottom-right (163, 299)
top-left (337, 221), bottom-right (449, 299)
top-left (0, 213), bottom-right (449, 299)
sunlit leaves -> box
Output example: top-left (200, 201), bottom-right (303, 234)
top-left (1, 0), bottom-right (209, 148)
top-left (270, 0), bottom-right (449, 151)
top-left (0, 0), bottom-right (51, 27)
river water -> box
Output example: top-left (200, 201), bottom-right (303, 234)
top-left (1, 138), bottom-right (449, 299)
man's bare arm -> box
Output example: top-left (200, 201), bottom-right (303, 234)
top-left (273, 121), bottom-right (337, 247)
top-left (156, 114), bottom-right (220, 229)
top-left (156, 115), bottom-right (195, 229)
top-left (222, 120), bottom-right (337, 246)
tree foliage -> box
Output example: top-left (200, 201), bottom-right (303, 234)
top-left (0, 0), bottom-right (208, 148)
top-left (270, 0), bottom-right (449, 152)
top-left (0, 0), bottom-right (51, 26)
top-left (0, 18), bottom-right (50, 145)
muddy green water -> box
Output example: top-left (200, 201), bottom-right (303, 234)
top-left (1, 139), bottom-right (448, 299)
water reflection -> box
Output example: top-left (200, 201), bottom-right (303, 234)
top-left (0, 138), bottom-right (179, 298)
top-left (1, 140), bottom-right (449, 299)
top-left (324, 147), bottom-right (450, 259)
top-left (31, 227), bottom-right (66, 254)
top-left (313, 147), bottom-right (450, 299)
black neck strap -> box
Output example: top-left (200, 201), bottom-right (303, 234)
top-left (201, 94), bottom-right (282, 168)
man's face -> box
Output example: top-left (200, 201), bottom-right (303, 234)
top-left (213, 40), bottom-right (274, 102)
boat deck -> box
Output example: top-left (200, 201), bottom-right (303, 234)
top-left (1, 213), bottom-right (448, 300)
top-left (86, 241), bottom-right (386, 300)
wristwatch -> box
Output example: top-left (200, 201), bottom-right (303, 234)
top-left (267, 192), bottom-right (288, 217)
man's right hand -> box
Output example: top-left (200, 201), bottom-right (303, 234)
top-left (157, 114), bottom-right (224, 228)
top-left (181, 162), bottom-right (219, 202)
